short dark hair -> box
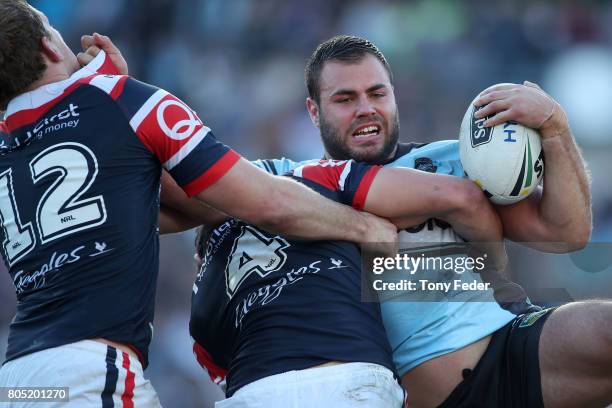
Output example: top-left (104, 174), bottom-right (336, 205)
top-left (305, 35), bottom-right (393, 104)
top-left (0, 0), bottom-right (48, 109)
top-left (195, 226), bottom-right (208, 264)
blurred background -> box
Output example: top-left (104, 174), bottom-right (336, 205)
top-left (1, 0), bottom-right (612, 406)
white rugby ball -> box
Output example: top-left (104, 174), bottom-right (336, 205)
top-left (459, 92), bottom-right (544, 205)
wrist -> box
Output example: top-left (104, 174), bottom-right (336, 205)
top-left (351, 212), bottom-right (370, 244)
top-left (539, 102), bottom-right (569, 139)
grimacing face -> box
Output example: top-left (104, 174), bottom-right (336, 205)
top-left (308, 53), bottom-right (399, 163)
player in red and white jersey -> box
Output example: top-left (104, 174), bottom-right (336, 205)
top-left (0, 3), bottom-right (399, 407)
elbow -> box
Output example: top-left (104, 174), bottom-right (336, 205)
top-left (447, 180), bottom-right (489, 218)
top-left (538, 221), bottom-right (591, 253)
top-left (564, 223), bottom-right (591, 252)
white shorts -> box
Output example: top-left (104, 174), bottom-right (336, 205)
top-left (216, 362), bottom-right (405, 408)
top-left (0, 340), bottom-right (161, 407)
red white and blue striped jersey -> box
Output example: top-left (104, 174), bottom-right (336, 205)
top-left (190, 159), bottom-right (397, 397)
top-left (0, 52), bottom-right (239, 367)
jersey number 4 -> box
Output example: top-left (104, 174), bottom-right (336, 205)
top-left (0, 142), bottom-right (107, 266)
top-left (225, 226), bottom-right (289, 297)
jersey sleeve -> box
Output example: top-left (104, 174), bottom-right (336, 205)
top-left (113, 78), bottom-right (240, 197)
top-left (292, 160), bottom-right (381, 210)
top-left (252, 158), bottom-right (319, 175)
top-left (389, 140), bottom-right (464, 177)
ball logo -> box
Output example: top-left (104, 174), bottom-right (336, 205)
top-left (470, 106), bottom-right (492, 148)
top-left (156, 99), bottom-right (200, 140)
top-left (534, 150), bottom-right (544, 179)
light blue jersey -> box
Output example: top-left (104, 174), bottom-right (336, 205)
top-left (255, 141), bottom-right (515, 376)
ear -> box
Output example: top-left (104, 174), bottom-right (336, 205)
top-left (41, 36), bottom-right (62, 63)
top-left (306, 97), bottom-right (320, 128)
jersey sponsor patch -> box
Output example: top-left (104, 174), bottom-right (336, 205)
top-left (128, 90), bottom-right (208, 165)
top-left (120, 81), bottom-right (241, 196)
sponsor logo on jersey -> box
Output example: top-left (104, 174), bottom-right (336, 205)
top-left (234, 260), bottom-right (322, 327)
top-left (12, 240), bottom-right (115, 294)
top-left (26, 103), bottom-right (81, 140)
top-left (13, 245), bottom-right (85, 294)
top-left (414, 157), bottom-right (437, 173)
top-left (156, 99), bottom-right (200, 141)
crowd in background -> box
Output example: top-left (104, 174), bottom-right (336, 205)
top-left (2, 1), bottom-right (612, 406)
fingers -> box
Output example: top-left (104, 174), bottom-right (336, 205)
top-left (81, 33), bottom-right (120, 56)
top-left (76, 51), bottom-right (95, 67)
top-left (471, 81), bottom-right (559, 129)
top-left (77, 44), bottom-right (101, 67)
top-left (474, 94), bottom-right (511, 112)
top-left (482, 109), bottom-right (515, 127)
top-left (79, 32), bottom-right (129, 75)
top-left (478, 83), bottom-right (517, 97)
top-left (523, 80), bottom-right (542, 90)
top-left (81, 34), bottom-right (95, 51)
top-left (92, 33), bottom-right (119, 55)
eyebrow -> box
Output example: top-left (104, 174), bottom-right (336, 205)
top-left (330, 83), bottom-right (388, 98)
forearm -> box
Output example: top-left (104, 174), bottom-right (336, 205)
top-left (364, 168), bottom-right (505, 266)
top-left (256, 176), bottom-right (371, 242)
top-left (159, 205), bottom-right (201, 234)
top-left (538, 120), bottom-right (592, 244)
top-left (160, 170), bottom-right (229, 232)
top-left (365, 168), bottom-right (503, 240)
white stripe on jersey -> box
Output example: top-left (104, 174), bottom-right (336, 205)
top-left (5, 51), bottom-right (109, 118)
top-left (338, 160), bottom-right (352, 191)
top-left (293, 166), bottom-right (303, 178)
top-left (88, 75), bottom-right (123, 96)
top-left (81, 50), bottom-right (107, 74)
top-left (129, 89), bottom-right (169, 133)
top-left (163, 126), bottom-right (211, 170)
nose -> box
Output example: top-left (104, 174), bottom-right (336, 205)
top-left (355, 96), bottom-right (377, 118)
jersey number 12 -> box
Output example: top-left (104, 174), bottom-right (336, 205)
top-left (0, 142), bottom-right (107, 266)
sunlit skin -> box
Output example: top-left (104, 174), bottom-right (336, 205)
top-left (306, 54), bottom-right (400, 163)
top-left (26, 7), bottom-right (80, 90)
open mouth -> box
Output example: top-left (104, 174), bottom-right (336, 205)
top-left (352, 125), bottom-right (381, 141)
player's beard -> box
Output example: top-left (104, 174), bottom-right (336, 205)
top-left (319, 108), bottom-right (400, 164)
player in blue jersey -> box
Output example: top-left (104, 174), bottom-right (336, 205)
top-left (155, 35), bottom-right (605, 407)
top-left (277, 36), bottom-right (600, 408)
top-left (0, 4), bottom-right (401, 406)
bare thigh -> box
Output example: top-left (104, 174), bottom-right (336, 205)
top-left (539, 301), bottom-right (612, 408)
